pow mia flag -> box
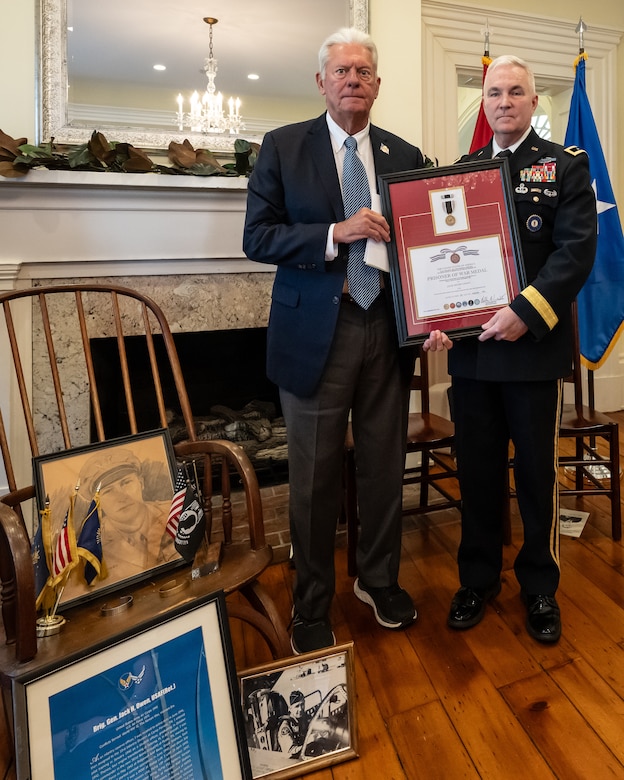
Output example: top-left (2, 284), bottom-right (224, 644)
top-left (174, 483), bottom-right (206, 563)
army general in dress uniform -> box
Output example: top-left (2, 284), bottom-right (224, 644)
top-left (425, 54), bottom-right (596, 644)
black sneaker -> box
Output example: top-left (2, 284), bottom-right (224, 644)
top-left (353, 578), bottom-right (417, 629)
top-left (291, 613), bottom-right (336, 655)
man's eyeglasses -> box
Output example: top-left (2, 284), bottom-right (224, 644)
top-left (330, 67), bottom-right (375, 82)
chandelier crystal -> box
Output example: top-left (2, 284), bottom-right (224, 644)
top-left (175, 17), bottom-right (243, 135)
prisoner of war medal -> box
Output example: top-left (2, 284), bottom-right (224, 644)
top-left (442, 193), bottom-right (456, 226)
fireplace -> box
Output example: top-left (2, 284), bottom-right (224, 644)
top-left (90, 327), bottom-right (289, 486)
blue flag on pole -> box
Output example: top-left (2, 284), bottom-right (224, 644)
top-left (77, 493), bottom-right (105, 585)
top-left (31, 506), bottom-right (54, 611)
top-left (564, 54), bottom-right (624, 367)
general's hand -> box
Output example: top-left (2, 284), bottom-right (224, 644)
top-left (478, 306), bottom-right (528, 342)
top-left (423, 330), bottom-right (453, 352)
top-left (333, 207), bottom-right (391, 245)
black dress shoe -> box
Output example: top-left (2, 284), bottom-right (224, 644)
top-left (447, 580), bottom-right (501, 630)
top-left (523, 594), bottom-right (561, 643)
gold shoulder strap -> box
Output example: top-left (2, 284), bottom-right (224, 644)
top-left (564, 145), bottom-right (587, 157)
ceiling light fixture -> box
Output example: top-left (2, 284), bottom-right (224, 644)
top-left (175, 16), bottom-right (242, 135)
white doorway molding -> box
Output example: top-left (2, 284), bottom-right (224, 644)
top-left (421, 1), bottom-right (622, 171)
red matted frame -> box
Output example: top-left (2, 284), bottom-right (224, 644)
top-left (379, 158), bottom-right (526, 345)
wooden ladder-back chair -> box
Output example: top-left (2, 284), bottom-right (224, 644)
top-left (558, 300), bottom-right (621, 540)
top-left (0, 284), bottom-right (290, 666)
top-left (506, 301), bottom-right (621, 542)
top-left (344, 346), bottom-right (460, 576)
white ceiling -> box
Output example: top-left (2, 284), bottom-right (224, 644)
top-left (67, 0), bottom-right (351, 101)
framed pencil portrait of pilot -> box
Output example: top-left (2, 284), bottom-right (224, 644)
top-left (32, 428), bottom-right (185, 610)
top-left (238, 642), bottom-right (357, 779)
top-left (378, 158), bottom-right (526, 346)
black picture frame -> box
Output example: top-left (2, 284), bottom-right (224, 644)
top-left (11, 590), bottom-right (252, 779)
top-left (33, 428), bottom-right (185, 609)
top-left (378, 158), bottom-right (526, 345)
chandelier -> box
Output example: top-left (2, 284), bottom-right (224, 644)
top-left (175, 17), bottom-right (243, 135)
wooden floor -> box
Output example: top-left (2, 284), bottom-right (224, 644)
top-left (229, 414), bottom-right (624, 780)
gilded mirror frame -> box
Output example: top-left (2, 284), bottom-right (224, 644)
top-left (38, 0), bottom-right (369, 150)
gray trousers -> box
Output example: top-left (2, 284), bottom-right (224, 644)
top-left (280, 296), bottom-right (410, 620)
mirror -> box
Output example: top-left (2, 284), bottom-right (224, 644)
top-left (39, 0), bottom-right (369, 151)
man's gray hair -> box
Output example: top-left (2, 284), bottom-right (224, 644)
top-left (318, 27), bottom-right (378, 78)
top-left (486, 55), bottom-right (536, 96)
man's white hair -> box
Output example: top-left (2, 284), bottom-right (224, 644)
top-left (318, 27), bottom-right (378, 78)
top-left (485, 55), bottom-right (536, 96)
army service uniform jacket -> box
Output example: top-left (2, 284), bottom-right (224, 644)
top-left (448, 128), bottom-right (596, 382)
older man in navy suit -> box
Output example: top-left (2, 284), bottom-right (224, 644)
top-left (244, 27), bottom-right (425, 653)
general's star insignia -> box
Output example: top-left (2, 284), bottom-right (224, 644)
top-left (593, 178), bottom-right (616, 235)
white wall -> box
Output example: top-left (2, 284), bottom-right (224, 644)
top-left (370, 0), bottom-right (423, 147)
top-left (0, 1), bottom-right (36, 139)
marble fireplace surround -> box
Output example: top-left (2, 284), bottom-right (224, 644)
top-left (0, 171), bottom-right (276, 495)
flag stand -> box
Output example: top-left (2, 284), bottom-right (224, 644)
top-left (191, 539), bottom-right (223, 579)
top-left (35, 614), bottom-right (65, 637)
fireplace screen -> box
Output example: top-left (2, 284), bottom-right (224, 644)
top-left (90, 328), bottom-right (288, 486)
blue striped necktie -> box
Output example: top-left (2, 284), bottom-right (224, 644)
top-left (343, 136), bottom-right (380, 309)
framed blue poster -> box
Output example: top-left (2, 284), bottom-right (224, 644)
top-left (12, 591), bottom-right (251, 779)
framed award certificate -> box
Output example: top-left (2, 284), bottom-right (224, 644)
top-left (378, 158), bottom-right (526, 346)
top-left (12, 592), bottom-right (252, 779)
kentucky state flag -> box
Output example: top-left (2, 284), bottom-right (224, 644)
top-left (31, 504), bottom-right (55, 611)
top-left (564, 53), bottom-right (624, 368)
top-left (77, 491), bottom-right (106, 585)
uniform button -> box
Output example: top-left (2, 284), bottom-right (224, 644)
top-left (533, 196), bottom-right (539, 202)
top-left (332, 295), bottom-right (341, 305)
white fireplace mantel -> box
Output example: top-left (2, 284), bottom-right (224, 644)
top-left (0, 170), bottom-right (257, 283)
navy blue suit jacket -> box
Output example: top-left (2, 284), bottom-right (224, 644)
top-left (243, 113), bottom-right (425, 397)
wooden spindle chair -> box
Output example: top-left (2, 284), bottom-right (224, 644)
top-left (506, 300), bottom-right (621, 541)
top-left (0, 284), bottom-right (290, 666)
top-left (558, 300), bottom-right (621, 540)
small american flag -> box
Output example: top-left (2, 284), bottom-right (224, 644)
top-left (166, 466), bottom-right (188, 539)
top-left (50, 502), bottom-right (78, 585)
